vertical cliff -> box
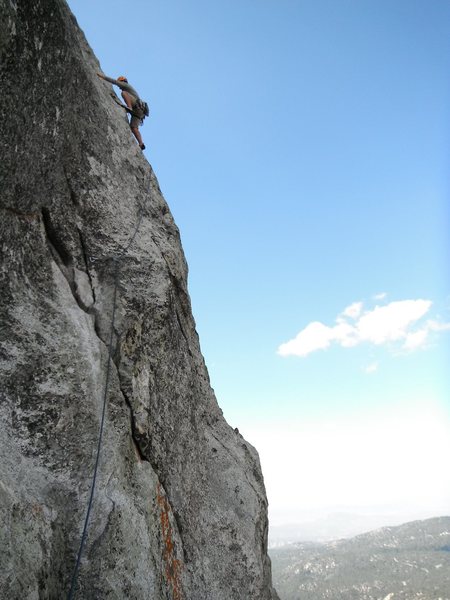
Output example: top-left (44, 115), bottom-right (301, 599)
top-left (0, 1), bottom-right (279, 598)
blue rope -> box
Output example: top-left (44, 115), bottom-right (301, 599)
top-left (67, 208), bottom-right (144, 599)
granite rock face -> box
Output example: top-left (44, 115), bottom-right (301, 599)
top-left (0, 1), bottom-right (279, 598)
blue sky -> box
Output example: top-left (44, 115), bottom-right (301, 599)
top-left (68, 0), bottom-right (450, 527)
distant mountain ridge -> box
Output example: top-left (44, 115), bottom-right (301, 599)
top-left (270, 516), bottom-right (450, 600)
top-left (268, 512), bottom-right (430, 547)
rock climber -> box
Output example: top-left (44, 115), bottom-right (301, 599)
top-left (97, 73), bottom-right (146, 150)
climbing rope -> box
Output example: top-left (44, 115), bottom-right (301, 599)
top-left (67, 205), bottom-right (144, 600)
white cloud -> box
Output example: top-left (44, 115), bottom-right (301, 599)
top-left (278, 297), bottom-right (448, 358)
top-left (341, 301), bottom-right (363, 320)
top-left (363, 361), bottom-right (379, 374)
top-left (401, 319), bottom-right (450, 351)
top-left (278, 321), bottom-right (333, 357)
top-left (356, 300), bottom-right (431, 345)
top-left (332, 321), bottom-right (359, 348)
top-left (403, 328), bottom-right (429, 351)
top-left (428, 319), bottom-right (450, 332)
top-left (374, 292), bottom-right (387, 300)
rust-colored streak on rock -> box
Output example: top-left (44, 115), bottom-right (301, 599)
top-left (156, 483), bottom-right (184, 600)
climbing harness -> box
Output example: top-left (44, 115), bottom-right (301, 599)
top-left (110, 92), bottom-right (149, 120)
top-left (67, 205), bottom-right (145, 600)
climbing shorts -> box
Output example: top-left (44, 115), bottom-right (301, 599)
top-left (130, 114), bottom-right (142, 128)
top-left (130, 105), bottom-right (144, 129)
